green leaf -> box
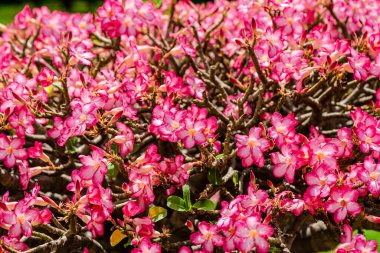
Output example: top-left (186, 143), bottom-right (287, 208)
top-left (193, 199), bottom-right (217, 211)
top-left (107, 162), bottom-right (118, 178)
top-left (66, 137), bottom-right (79, 153)
top-left (182, 185), bottom-right (192, 210)
top-left (111, 143), bottom-right (119, 155)
top-left (123, 238), bottom-right (132, 248)
top-left (167, 196), bottom-right (187, 211)
top-left (148, 206), bottom-right (167, 222)
top-left (207, 168), bottom-right (222, 185)
top-left (152, 0), bottom-right (162, 8)
top-left (215, 154), bottom-right (223, 159)
top-left (232, 171), bottom-right (239, 186)
top-left (131, 144), bottom-right (140, 154)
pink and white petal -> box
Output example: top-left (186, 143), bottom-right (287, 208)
top-left (257, 224), bottom-right (274, 237)
top-left (343, 190), bottom-right (359, 202)
top-left (237, 146), bottom-right (251, 158)
top-left (2, 212), bottom-right (16, 225)
top-left (183, 137), bottom-right (195, 149)
top-left (190, 232), bottom-right (206, 244)
top-left (0, 150), bottom-right (7, 160)
top-left (92, 170), bottom-right (104, 185)
top-left (9, 223), bottom-right (22, 238)
top-left (212, 234), bottom-right (225, 246)
top-left (80, 166), bottom-right (95, 180)
top-left (366, 240), bottom-right (378, 251)
top-left (274, 17), bottom-right (287, 27)
top-left (237, 237), bottom-right (254, 252)
top-left (22, 222), bottom-right (32, 237)
top-left (10, 138), bottom-right (25, 149)
top-left (198, 222), bottom-right (210, 234)
top-left (194, 132), bottom-right (206, 144)
top-left (285, 166), bottom-right (295, 183)
top-left (242, 156), bottom-right (254, 167)
top-left (334, 207), bottom-right (348, 222)
top-left (177, 130), bottom-right (189, 139)
top-left (13, 149), bottom-right (27, 160)
top-left (235, 223), bottom-right (250, 237)
top-left (202, 240), bottom-right (214, 253)
top-left (325, 201), bottom-right (340, 213)
top-left (4, 154), bottom-right (16, 168)
top-left (255, 236), bottom-right (270, 253)
top-left (0, 134), bottom-right (10, 148)
top-left (346, 202), bottom-right (361, 215)
top-left (273, 163), bottom-right (287, 178)
top-left (308, 185), bottom-right (321, 197)
top-left (305, 173), bottom-right (319, 185)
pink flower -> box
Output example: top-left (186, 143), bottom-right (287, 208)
top-left (274, 7), bottom-right (304, 35)
top-left (354, 234), bottom-right (378, 253)
top-left (324, 186), bottom-right (362, 223)
top-left (348, 49), bottom-right (371, 81)
top-left (0, 134), bottom-right (27, 168)
top-left (122, 201), bottom-right (143, 219)
top-left (236, 127), bottom-right (270, 167)
top-left (8, 106), bottom-right (35, 137)
top-left (113, 122), bottom-right (135, 157)
top-left (133, 217), bottom-right (154, 238)
top-left (223, 94), bottom-right (252, 120)
top-left (67, 101), bottom-right (98, 136)
top-left (1, 200), bottom-right (38, 238)
top-left (190, 221), bottom-right (224, 253)
top-left (177, 118), bottom-right (206, 149)
top-left (86, 207), bottom-right (106, 237)
top-left (268, 112), bottom-right (298, 146)
top-left (37, 68), bottom-right (55, 87)
top-left (330, 127), bottom-right (354, 158)
top-left (1, 236), bottom-right (28, 252)
top-left (355, 117), bottom-right (380, 153)
top-left (368, 33), bottom-right (380, 52)
top-left (235, 214), bottom-right (274, 253)
top-left (241, 184), bottom-right (268, 211)
top-left (69, 42), bottom-right (95, 66)
top-left (86, 185), bottom-right (114, 217)
top-left (131, 238), bottom-right (161, 253)
top-left (127, 174), bottom-right (155, 206)
top-left (79, 146), bottom-right (108, 185)
top-left (270, 143), bottom-right (299, 183)
top-left (309, 142), bottom-right (338, 169)
top-left (159, 110), bottom-right (186, 142)
top-left (305, 166), bottom-right (338, 197)
top-left (358, 157), bottom-right (380, 197)
top-left (185, 76), bottom-right (206, 100)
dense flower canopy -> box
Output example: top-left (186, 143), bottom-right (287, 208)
top-left (0, 0), bottom-right (379, 252)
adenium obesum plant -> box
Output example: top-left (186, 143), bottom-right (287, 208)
top-left (0, 0), bottom-right (380, 252)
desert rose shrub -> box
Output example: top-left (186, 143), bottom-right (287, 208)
top-left (0, 0), bottom-right (380, 252)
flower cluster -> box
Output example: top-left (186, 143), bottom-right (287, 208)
top-left (0, 0), bottom-right (379, 252)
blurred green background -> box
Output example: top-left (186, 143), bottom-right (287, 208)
top-left (0, 0), bottom-right (100, 24)
top-left (0, 0), bottom-right (212, 24)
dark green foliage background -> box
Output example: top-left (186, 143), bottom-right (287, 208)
top-left (0, 0), bottom-right (213, 24)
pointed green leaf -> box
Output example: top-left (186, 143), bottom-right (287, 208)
top-left (152, 0), bottom-right (162, 8)
top-left (232, 171), bottom-right (239, 186)
top-left (182, 185), bottom-right (192, 210)
top-left (207, 168), bottom-right (222, 185)
top-left (107, 162), bottom-right (118, 178)
top-left (215, 154), bottom-right (223, 159)
top-left (167, 196), bottom-right (187, 211)
top-left (193, 199), bottom-right (217, 211)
